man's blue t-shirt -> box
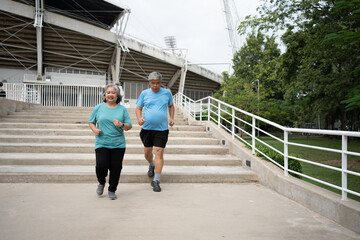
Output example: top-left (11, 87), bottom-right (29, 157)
top-left (136, 88), bottom-right (173, 131)
top-left (88, 103), bottom-right (132, 149)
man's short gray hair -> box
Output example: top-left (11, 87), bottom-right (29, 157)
top-left (148, 72), bottom-right (162, 82)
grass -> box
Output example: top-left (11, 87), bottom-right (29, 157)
top-left (243, 135), bottom-right (360, 201)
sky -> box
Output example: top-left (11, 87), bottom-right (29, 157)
top-left (108, 0), bottom-right (262, 75)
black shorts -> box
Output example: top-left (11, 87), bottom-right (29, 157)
top-left (140, 129), bottom-right (169, 148)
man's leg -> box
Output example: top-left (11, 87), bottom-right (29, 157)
top-left (154, 147), bottom-right (164, 174)
top-left (144, 147), bottom-right (155, 177)
top-left (144, 147), bottom-right (153, 164)
top-left (151, 147), bottom-right (164, 192)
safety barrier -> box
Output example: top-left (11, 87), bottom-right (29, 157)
top-left (174, 92), bottom-right (360, 200)
top-left (3, 83), bottom-right (123, 107)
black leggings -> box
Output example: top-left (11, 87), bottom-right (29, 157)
top-left (95, 148), bottom-right (126, 192)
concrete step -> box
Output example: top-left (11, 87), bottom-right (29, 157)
top-left (0, 123), bottom-right (205, 131)
top-left (0, 165), bottom-right (258, 183)
top-left (0, 153), bottom-right (241, 166)
top-left (0, 117), bottom-right (188, 124)
top-left (0, 135), bottom-right (220, 145)
top-left (0, 143), bottom-right (230, 154)
top-left (2, 113), bottom-right (185, 118)
top-left (6, 111), bottom-right (184, 117)
top-left (10, 107), bottom-right (134, 112)
top-left (0, 106), bottom-right (257, 185)
top-left (0, 129), bottom-right (212, 137)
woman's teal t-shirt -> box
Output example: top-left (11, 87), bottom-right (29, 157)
top-left (88, 103), bottom-right (132, 149)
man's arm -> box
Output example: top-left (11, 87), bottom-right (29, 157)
top-left (168, 103), bottom-right (175, 127)
top-left (135, 106), bottom-right (146, 126)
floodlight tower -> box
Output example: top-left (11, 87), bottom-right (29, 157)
top-left (164, 36), bottom-right (177, 55)
top-left (222, 0), bottom-right (241, 55)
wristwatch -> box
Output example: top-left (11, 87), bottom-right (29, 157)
top-left (120, 123), bottom-right (125, 128)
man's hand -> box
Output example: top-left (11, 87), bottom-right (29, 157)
top-left (169, 119), bottom-right (174, 127)
top-left (138, 118), bottom-right (146, 126)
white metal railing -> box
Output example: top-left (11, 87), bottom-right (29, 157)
top-left (3, 83), bottom-right (124, 107)
top-left (174, 92), bottom-right (360, 200)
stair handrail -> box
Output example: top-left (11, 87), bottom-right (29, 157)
top-left (173, 92), bottom-right (360, 201)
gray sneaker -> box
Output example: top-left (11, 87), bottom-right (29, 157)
top-left (151, 180), bottom-right (161, 192)
top-left (148, 164), bottom-right (155, 178)
top-left (96, 184), bottom-right (105, 195)
top-left (108, 191), bottom-right (117, 200)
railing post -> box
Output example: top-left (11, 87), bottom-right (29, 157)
top-left (207, 98), bottom-right (210, 121)
top-left (231, 108), bottom-right (235, 140)
top-left (284, 130), bottom-right (289, 177)
top-left (77, 87), bottom-right (83, 107)
top-left (252, 117), bottom-right (256, 154)
top-left (342, 135), bottom-right (348, 200)
top-left (200, 100), bottom-right (202, 121)
top-left (217, 101), bottom-right (221, 128)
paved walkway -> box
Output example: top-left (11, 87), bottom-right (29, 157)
top-left (0, 183), bottom-right (359, 240)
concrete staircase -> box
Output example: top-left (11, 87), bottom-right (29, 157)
top-left (0, 106), bottom-right (258, 183)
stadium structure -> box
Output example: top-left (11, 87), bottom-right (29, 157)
top-left (0, 0), bottom-right (223, 106)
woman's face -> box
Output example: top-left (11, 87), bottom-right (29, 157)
top-left (105, 86), bottom-right (118, 103)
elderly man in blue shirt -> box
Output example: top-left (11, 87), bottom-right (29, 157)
top-left (135, 72), bottom-right (175, 192)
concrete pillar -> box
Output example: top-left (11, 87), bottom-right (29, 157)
top-left (35, 0), bottom-right (44, 81)
top-left (114, 46), bottom-right (121, 84)
top-left (167, 69), bottom-right (181, 90)
top-left (36, 27), bottom-right (43, 80)
top-left (178, 63), bottom-right (187, 94)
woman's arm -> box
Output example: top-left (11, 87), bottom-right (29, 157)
top-left (89, 122), bottom-right (101, 135)
top-left (113, 120), bottom-right (132, 131)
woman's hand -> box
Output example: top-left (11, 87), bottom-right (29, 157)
top-left (89, 122), bottom-right (101, 135)
top-left (93, 128), bottom-right (102, 135)
top-left (113, 119), bottom-right (123, 127)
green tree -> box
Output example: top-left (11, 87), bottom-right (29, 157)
top-left (219, 31), bottom-right (291, 126)
top-left (239, 0), bottom-right (360, 130)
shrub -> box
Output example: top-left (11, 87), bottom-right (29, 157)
top-left (255, 144), bottom-right (302, 178)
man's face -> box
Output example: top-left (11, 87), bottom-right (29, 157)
top-left (149, 79), bottom-right (161, 92)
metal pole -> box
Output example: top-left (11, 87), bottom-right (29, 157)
top-left (252, 117), bottom-right (256, 154)
top-left (218, 101), bottom-right (221, 128)
top-left (208, 98), bottom-right (210, 121)
top-left (256, 79), bottom-right (259, 137)
top-left (342, 135), bottom-right (348, 200)
top-left (232, 108), bottom-right (235, 140)
top-left (284, 130), bottom-right (289, 176)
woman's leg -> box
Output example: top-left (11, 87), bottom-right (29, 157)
top-left (108, 148), bottom-right (126, 192)
top-left (95, 148), bottom-right (110, 185)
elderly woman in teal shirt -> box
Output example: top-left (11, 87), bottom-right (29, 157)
top-left (89, 84), bottom-right (132, 200)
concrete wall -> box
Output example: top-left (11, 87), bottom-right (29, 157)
top-left (0, 98), bottom-right (39, 115)
top-left (0, 68), bottom-right (36, 83)
top-left (177, 107), bottom-right (360, 234)
top-left (48, 73), bottom-right (106, 86)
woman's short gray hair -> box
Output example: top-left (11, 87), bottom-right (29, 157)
top-left (148, 72), bottom-right (162, 82)
top-left (103, 84), bottom-right (122, 104)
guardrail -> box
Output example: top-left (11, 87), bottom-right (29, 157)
top-left (3, 83), bottom-right (124, 107)
top-left (174, 92), bottom-right (360, 200)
